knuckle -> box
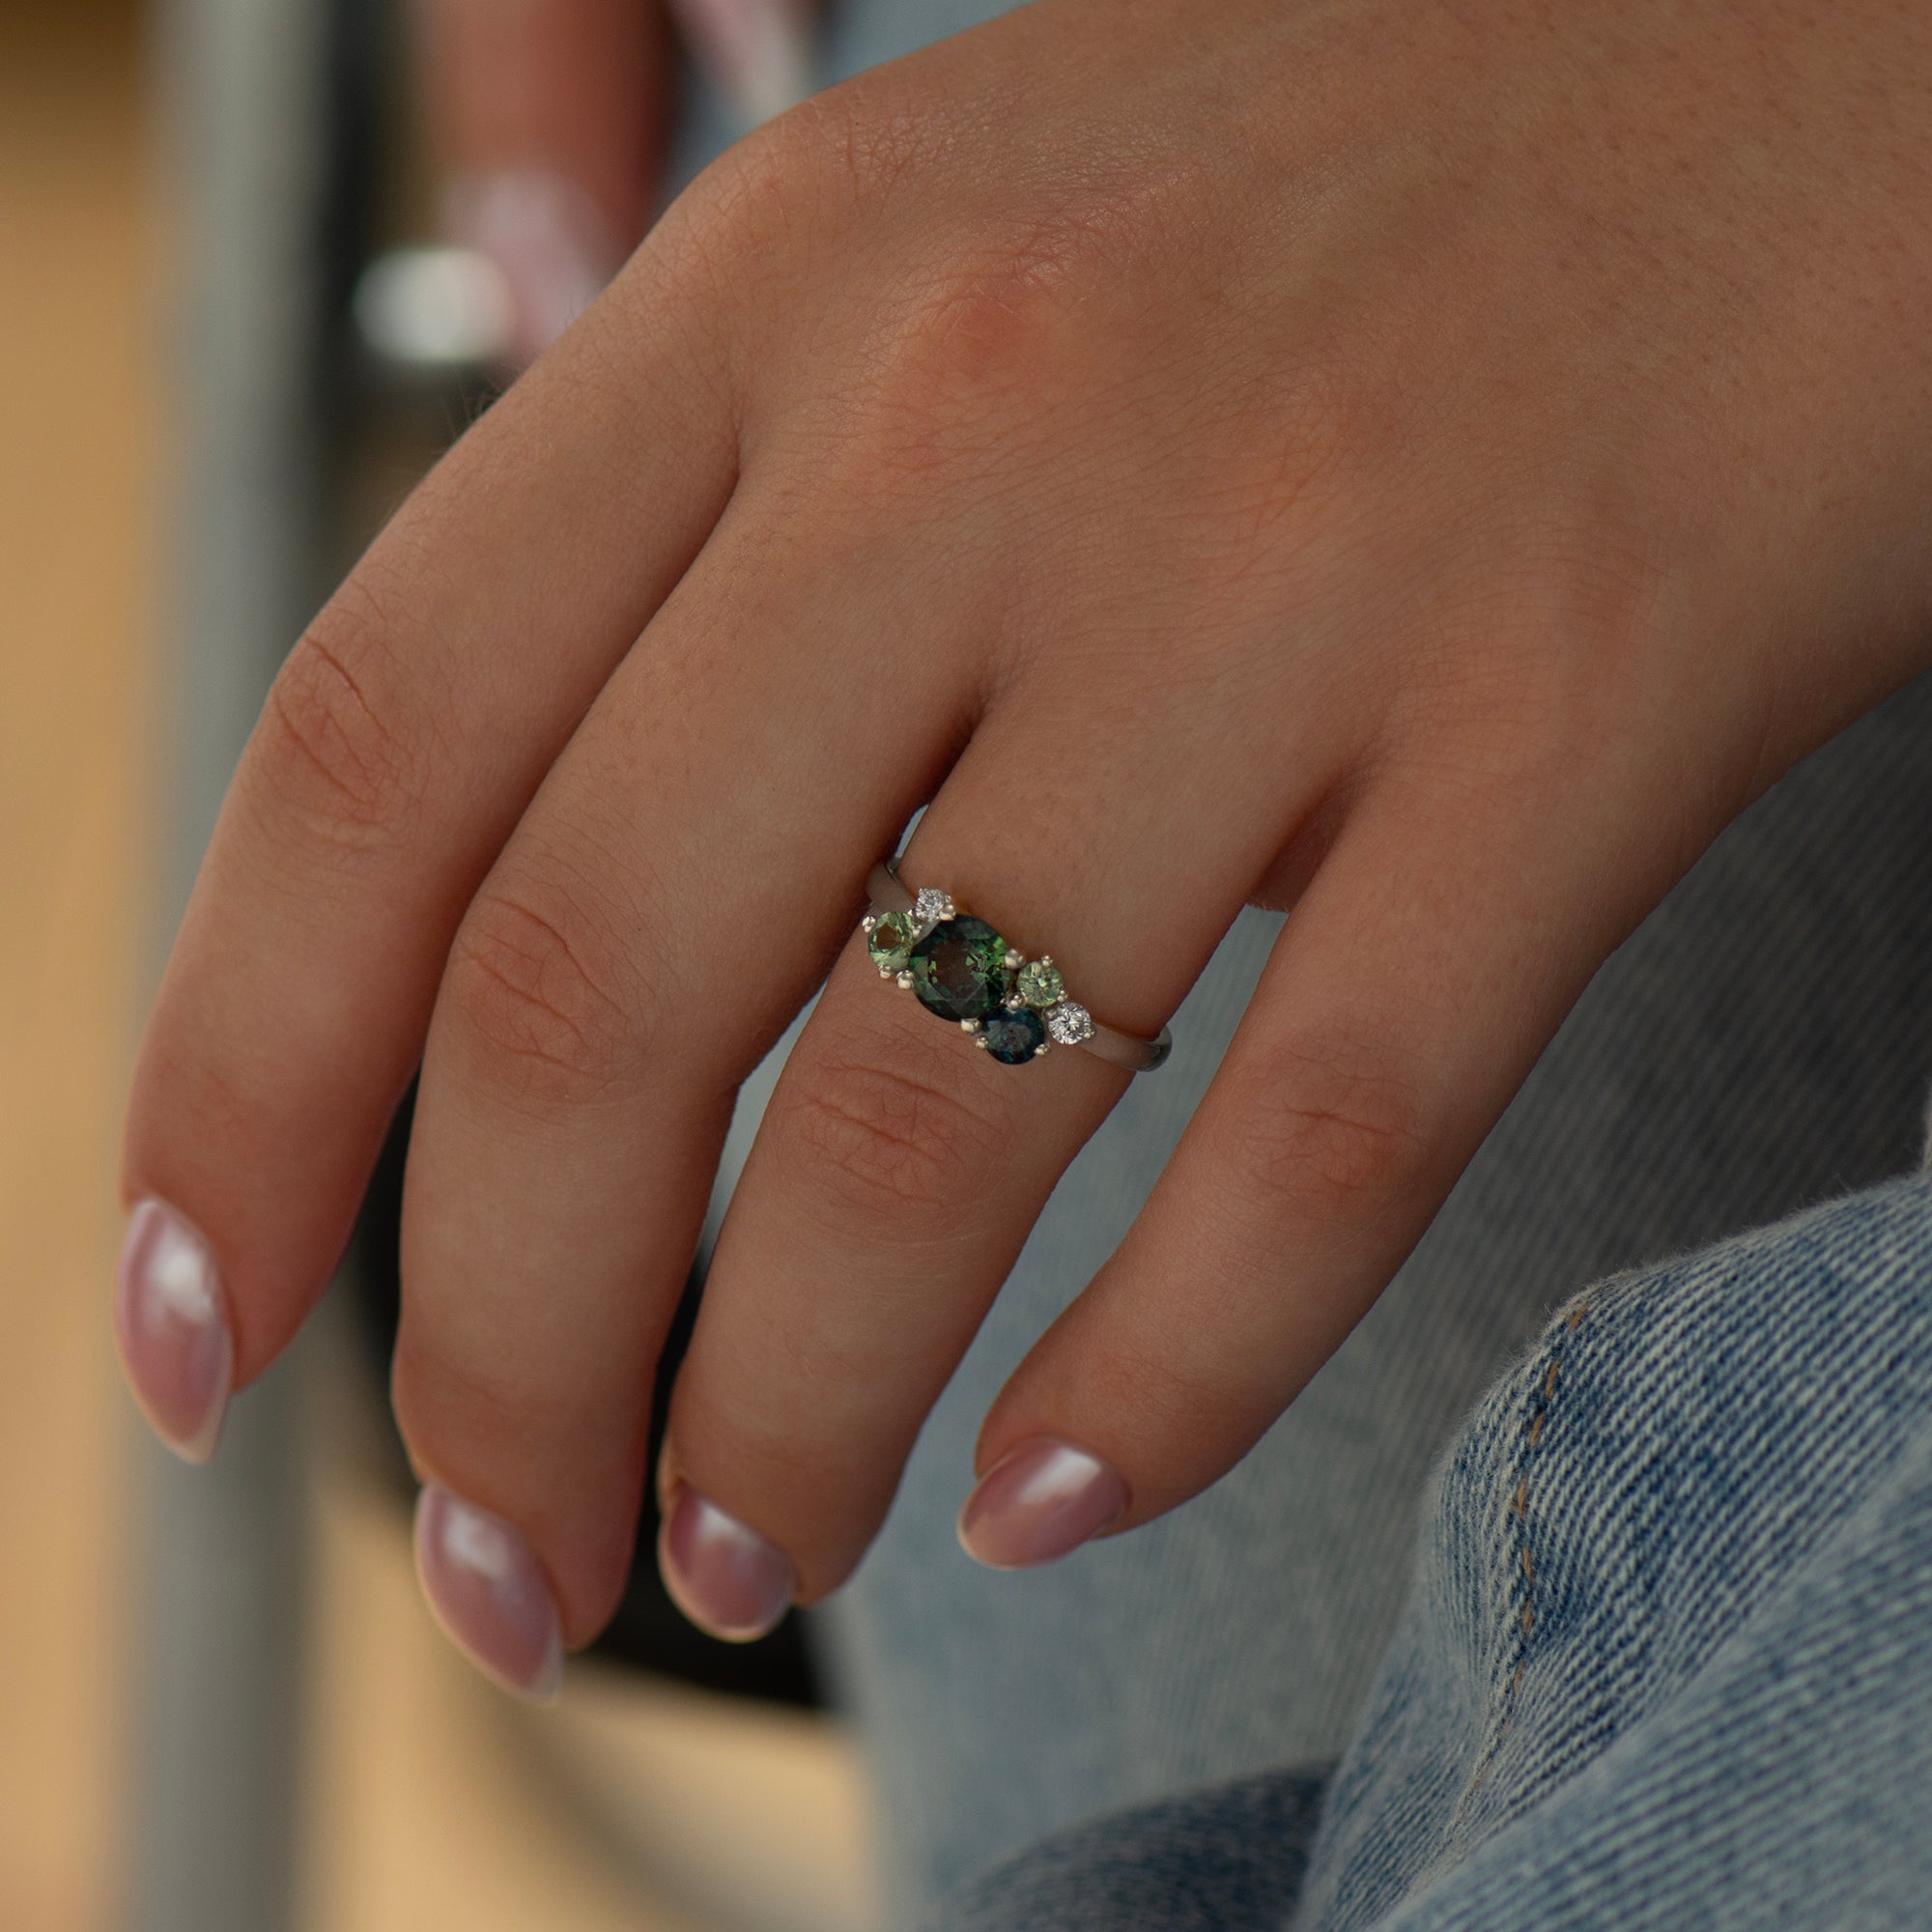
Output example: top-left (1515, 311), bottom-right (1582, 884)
top-left (1078, 1337), bottom-right (1224, 1450)
top-left (393, 1332), bottom-right (557, 1462)
top-left (867, 224), bottom-right (1119, 442)
top-left (253, 593), bottom-right (431, 855)
top-left (443, 875), bottom-right (646, 1107)
top-left (773, 1039), bottom-right (1009, 1232)
top-left (1228, 1031), bottom-right (1435, 1223)
top-left (836, 171), bottom-right (1208, 476)
top-left (700, 88), bottom-right (941, 241)
top-left (672, 100), bottom-right (866, 285)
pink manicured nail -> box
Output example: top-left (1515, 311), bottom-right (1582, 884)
top-left (658, 1484), bottom-right (796, 1641)
top-left (957, 1436), bottom-right (1129, 1571)
top-left (413, 1485), bottom-right (564, 1702)
top-left (445, 169), bottom-right (616, 367)
top-left (113, 1198), bottom-right (233, 1464)
top-left (667, 0), bottom-right (812, 129)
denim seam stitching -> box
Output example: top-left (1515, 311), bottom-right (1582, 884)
top-left (1461, 1294), bottom-right (1592, 1808)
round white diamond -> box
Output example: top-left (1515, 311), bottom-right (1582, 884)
top-left (1045, 1001), bottom-right (1094, 1046)
top-left (914, 887), bottom-right (954, 923)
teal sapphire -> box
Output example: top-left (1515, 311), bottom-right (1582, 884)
top-left (910, 917), bottom-right (1010, 1023)
top-left (981, 1006), bottom-right (1046, 1065)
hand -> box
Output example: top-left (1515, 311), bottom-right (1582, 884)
top-left (117, 0), bottom-right (1932, 1693)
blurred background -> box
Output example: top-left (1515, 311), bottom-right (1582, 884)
top-left (0, 0), bottom-right (877, 1925)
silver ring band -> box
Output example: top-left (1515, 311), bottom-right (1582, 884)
top-left (863, 859), bottom-right (1172, 1073)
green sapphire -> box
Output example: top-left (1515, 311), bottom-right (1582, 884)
top-left (910, 917), bottom-right (1011, 1023)
top-left (981, 1006), bottom-right (1046, 1065)
top-left (1016, 958), bottom-right (1064, 1009)
top-left (867, 910), bottom-right (918, 975)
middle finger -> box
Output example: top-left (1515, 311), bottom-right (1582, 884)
top-left (394, 488), bottom-right (985, 1679)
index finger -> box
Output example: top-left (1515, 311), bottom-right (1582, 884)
top-left (115, 245), bottom-right (734, 1460)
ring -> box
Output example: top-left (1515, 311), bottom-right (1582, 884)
top-left (862, 859), bottom-right (1173, 1073)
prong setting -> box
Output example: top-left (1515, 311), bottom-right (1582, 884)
top-left (1045, 1001), bottom-right (1095, 1046)
top-left (860, 880), bottom-right (1137, 1069)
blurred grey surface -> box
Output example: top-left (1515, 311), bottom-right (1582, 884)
top-left (131, 0), bottom-right (330, 1924)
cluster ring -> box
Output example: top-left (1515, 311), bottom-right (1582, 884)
top-left (862, 859), bottom-right (1172, 1073)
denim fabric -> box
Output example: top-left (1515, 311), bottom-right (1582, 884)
top-left (925, 1167), bottom-right (1932, 1929)
top-left (1298, 1164), bottom-right (1932, 1929)
top-left (918, 1770), bottom-right (1332, 1932)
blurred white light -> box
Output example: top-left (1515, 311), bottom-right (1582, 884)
top-left (353, 245), bottom-right (515, 368)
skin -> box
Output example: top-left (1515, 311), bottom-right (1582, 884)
top-left (124, 0), bottom-right (1932, 1646)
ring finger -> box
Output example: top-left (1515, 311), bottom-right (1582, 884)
top-left (653, 648), bottom-right (1347, 1636)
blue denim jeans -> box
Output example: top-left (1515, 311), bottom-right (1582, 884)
top-left (923, 1164), bottom-right (1932, 1929)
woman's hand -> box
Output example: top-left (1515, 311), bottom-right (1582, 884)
top-left (118, 0), bottom-right (1932, 1690)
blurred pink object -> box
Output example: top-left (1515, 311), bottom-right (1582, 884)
top-left (114, 1198), bottom-right (233, 1463)
top-left (667, 0), bottom-right (813, 130)
top-left (957, 1436), bottom-right (1128, 1570)
top-left (445, 167), bottom-right (617, 368)
top-left (413, 1483), bottom-right (565, 1701)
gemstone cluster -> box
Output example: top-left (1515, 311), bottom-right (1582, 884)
top-left (863, 889), bottom-right (1095, 1066)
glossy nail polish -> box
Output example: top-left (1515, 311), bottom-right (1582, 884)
top-left (667, 0), bottom-right (813, 129)
top-left (957, 1436), bottom-right (1128, 1570)
top-left (444, 169), bottom-right (615, 367)
top-left (658, 1484), bottom-right (796, 1641)
top-left (113, 1198), bottom-right (233, 1464)
top-left (413, 1485), bottom-right (564, 1702)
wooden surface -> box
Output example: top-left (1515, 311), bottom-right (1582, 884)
top-left (0, 9), bottom-right (875, 1929)
top-left (0, 2), bottom-right (154, 1925)
top-left (302, 1466), bottom-right (876, 1932)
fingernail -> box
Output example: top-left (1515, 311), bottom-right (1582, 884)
top-left (957, 1435), bottom-right (1128, 1571)
top-left (658, 1483), bottom-right (796, 1641)
top-left (444, 168), bottom-right (616, 367)
top-left (413, 1484), bottom-right (565, 1702)
top-left (113, 1198), bottom-right (233, 1464)
top-left (667, 0), bottom-right (813, 129)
